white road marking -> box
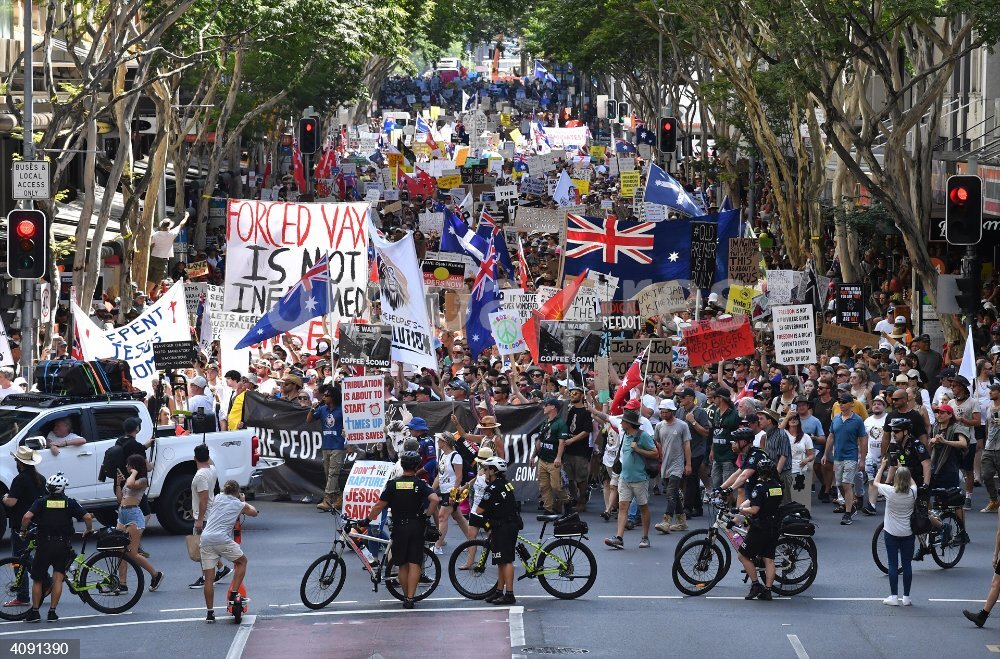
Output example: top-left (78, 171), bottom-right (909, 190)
top-left (811, 597), bottom-right (886, 601)
top-left (0, 616), bottom-right (201, 636)
top-left (509, 605), bottom-right (526, 659)
top-left (268, 601), bottom-right (359, 608)
top-left (159, 607), bottom-right (205, 613)
top-left (225, 614), bottom-right (256, 659)
top-left (705, 596), bottom-right (789, 600)
top-left (787, 634), bottom-right (809, 659)
top-left (273, 605), bottom-right (514, 619)
top-left (927, 598), bottom-right (986, 603)
top-left (377, 595), bottom-right (549, 603)
top-left (598, 595), bottom-right (682, 599)
top-left (0, 611), bottom-right (132, 625)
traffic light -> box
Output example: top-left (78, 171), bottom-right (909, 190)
top-left (617, 102), bottom-right (629, 123)
top-left (955, 274), bottom-right (981, 317)
top-left (6, 209), bottom-right (47, 279)
top-left (945, 174), bottom-right (983, 245)
top-left (298, 117), bottom-right (319, 154)
top-left (659, 116), bottom-right (677, 152)
top-left (606, 99), bottom-right (617, 121)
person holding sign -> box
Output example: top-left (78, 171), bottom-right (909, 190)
top-left (359, 452), bottom-right (439, 610)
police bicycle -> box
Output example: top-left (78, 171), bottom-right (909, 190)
top-left (447, 511), bottom-right (597, 600)
top-left (872, 486), bottom-right (968, 572)
top-left (671, 494), bottom-right (818, 596)
top-left (299, 511), bottom-right (441, 609)
top-left (0, 527), bottom-right (144, 619)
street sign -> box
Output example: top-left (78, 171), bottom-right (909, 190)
top-left (11, 160), bottom-right (50, 199)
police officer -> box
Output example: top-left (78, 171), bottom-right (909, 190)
top-left (361, 451), bottom-right (439, 609)
top-left (735, 455), bottom-right (783, 601)
top-left (20, 473), bottom-right (94, 622)
top-left (472, 456), bottom-right (521, 606)
top-left (719, 426), bottom-right (770, 505)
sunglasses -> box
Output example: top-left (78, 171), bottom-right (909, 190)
top-left (724, 368), bottom-right (734, 373)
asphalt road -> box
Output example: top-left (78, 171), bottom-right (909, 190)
top-left (0, 490), bottom-right (998, 659)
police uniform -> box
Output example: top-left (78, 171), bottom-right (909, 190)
top-left (888, 438), bottom-right (930, 487)
top-left (738, 476), bottom-right (783, 561)
top-left (379, 476), bottom-right (433, 567)
top-left (479, 474), bottom-right (520, 564)
top-left (26, 494), bottom-right (88, 580)
top-left (740, 446), bottom-right (769, 497)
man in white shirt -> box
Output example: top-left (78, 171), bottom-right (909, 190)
top-left (0, 367), bottom-right (21, 401)
top-left (189, 444), bottom-right (231, 589)
top-left (862, 395), bottom-right (888, 515)
top-left (147, 212), bottom-right (189, 294)
top-left (874, 315), bottom-right (899, 350)
top-left (187, 376), bottom-right (218, 431)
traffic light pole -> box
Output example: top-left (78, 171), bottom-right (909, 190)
top-left (20, 0), bottom-right (35, 386)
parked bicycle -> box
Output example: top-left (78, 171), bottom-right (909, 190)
top-left (299, 511), bottom-right (441, 609)
top-left (872, 486), bottom-right (968, 572)
top-left (448, 512), bottom-right (597, 600)
top-left (0, 527), bottom-right (144, 619)
top-left (671, 495), bottom-right (818, 597)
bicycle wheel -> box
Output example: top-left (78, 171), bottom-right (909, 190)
top-left (673, 529), bottom-right (732, 576)
top-left (672, 540), bottom-right (724, 596)
top-left (931, 512), bottom-right (966, 569)
top-left (872, 523), bottom-right (888, 574)
top-left (771, 537), bottom-right (817, 596)
top-left (384, 547), bottom-right (440, 602)
top-left (0, 556), bottom-right (32, 621)
top-left (300, 553), bottom-right (347, 610)
top-left (537, 539), bottom-right (598, 600)
top-left (77, 551), bottom-right (144, 614)
top-left (448, 539), bottom-right (496, 600)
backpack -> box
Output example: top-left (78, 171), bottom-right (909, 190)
top-left (98, 438), bottom-right (128, 483)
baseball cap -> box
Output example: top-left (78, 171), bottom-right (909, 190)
top-left (894, 315), bottom-right (906, 324)
top-left (658, 398), bottom-right (677, 411)
top-left (934, 403), bottom-right (954, 415)
top-left (678, 387), bottom-right (697, 398)
top-left (543, 397), bottom-right (563, 410)
top-left (838, 392), bottom-right (855, 404)
top-left (894, 374), bottom-right (909, 383)
top-left (829, 356), bottom-right (841, 365)
top-left (190, 376), bottom-right (208, 389)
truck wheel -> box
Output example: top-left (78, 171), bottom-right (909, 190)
top-left (156, 473), bottom-right (194, 535)
top-left (94, 509), bottom-right (118, 528)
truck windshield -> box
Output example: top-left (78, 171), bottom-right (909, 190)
top-left (0, 410), bottom-right (39, 446)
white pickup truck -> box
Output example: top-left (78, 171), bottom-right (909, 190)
top-left (0, 392), bottom-right (266, 536)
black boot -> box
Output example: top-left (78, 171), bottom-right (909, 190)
top-left (757, 586), bottom-right (773, 601)
top-left (745, 582), bottom-right (763, 600)
top-left (964, 609), bottom-right (989, 628)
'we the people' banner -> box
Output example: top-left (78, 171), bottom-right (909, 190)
top-left (222, 200), bottom-right (370, 366)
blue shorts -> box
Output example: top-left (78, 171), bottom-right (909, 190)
top-left (118, 505), bottom-right (145, 529)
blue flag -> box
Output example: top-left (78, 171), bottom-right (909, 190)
top-left (635, 125), bottom-right (657, 146)
top-left (533, 60), bottom-right (557, 84)
top-left (644, 164), bottom-right (704, 217)
top-left (476, 209), bottom-right (515, 279)
top-left (236, 254), bottom-right (331, 349)
top-left (382, 117), bottom-right (396, 133)
top-left (561, 210), bottom-right (741, 298)
top-left (415, 116), bottom-right (432, 134)
top-left (465, 244), bottom-right (501, 359)
top-left (439, 205), bottom-right (488, 261)
top-left (614, 139), bottom-right (636, 154)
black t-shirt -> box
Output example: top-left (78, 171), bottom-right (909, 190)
top-left (379, 476), bottom-right (433, 520)
top-left (564, 406), bottom-right (593, 458)
top-left (8, 471), bottom-right (45, 530)
top-left (885, 410), bottom-right (927, 442)
top-left (480, 475), bottom-right (517, 522)
top-left (813, 398), bottom-right (834, 435)
top-left (28, 495), bottom-right (88, 537)
top-left (888, 438), bottom-right (930, 487)
top-left (748, 477), bottom-right (783, 526)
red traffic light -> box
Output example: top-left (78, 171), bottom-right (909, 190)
top-left (304, 122), bottom-right (314, 132)
top-left (662, 119), bottom-right (673, 131)
top-left (15, 220), bottom-right (36, 239)
top-left (949, 186), bottom-right (969, 205)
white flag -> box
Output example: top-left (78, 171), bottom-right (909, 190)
top-left (553, 170), bottom-right (575, 207)
top-left (71, 300), bottom-right (116, 361)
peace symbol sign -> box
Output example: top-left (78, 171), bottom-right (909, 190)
top-left (495, 318), bottom-right (519, 344)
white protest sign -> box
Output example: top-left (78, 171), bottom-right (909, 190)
top-left (495, 185), bottom-right (518, 203)
top-left (419, 211), bottom-right (445, 234)
top-left (358, 132), bottom-right (379, 153)
top-left (223, 200), bottom-right (369, 352)
top-left (342, 461), bottom-right (395, 521)
top-left (631, 281), bottom-right (688, 318)
top-left (643, 202), bottom-right (667, 222)
top-left (342, 375), bottom-right (386, 444)
top-left (500, 290), bottom-right (537, 323)
top-left (765, 270), bottom-right (795, 305)
top-left (537, 285), bottom-right (598, 322)
top-left (489, 310), bottom-right (527, 355)
top-left (772, 304), bottom-right (817, 365)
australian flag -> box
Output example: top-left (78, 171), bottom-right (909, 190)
top-left (635, 124), bottom-right (657, 146)
top-left (614, 139), bottom-right (636, 154)
top-left (561, 210), bottom-right (741, 298)
top-left (465, 243), bottom-right (500, 359)
top-left (236, 254), bottom-right (331, 349)
top-left (644, 164), bottom-right (704, 217)
top-left (415, 115), bottom-right (433, 135)
top-left (476, 209), bottom-right (516, 279)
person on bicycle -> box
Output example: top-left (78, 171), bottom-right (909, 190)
top-left (470, 456), bottom-right (520, 606)
top-left (19, 472), bottom-right (94, 623)
top-left (886, 415), bottom-right (947, 558)
top-left (928, 403), bottom-right (971, 543)
top-left (199, 480), bottom-right (258, 623)
top-left (735, 455), bottom-right (782, 601)
top-left (719, 426), bottom-right (769, 505)
top-left (360, 451), bottom-right (440, 610)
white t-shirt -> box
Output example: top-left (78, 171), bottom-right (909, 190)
top-left (191, 465), bottom-right (218, 522)
top-left (874, 319), bottom-right (894, 348)
top-left (46, 431), bottom-right (84, 445)
top-left (0, 385), bottom-right (22, 401)
top-left (200, 494), bottom-right (245, 546)
top-left (257, 378), bottom-right (278, 396)
top-left (864, 414), bottom-right (886, 464)
top-left (437, 451), bottom-right (462, 494)
top-left (876, 483), bottom-right (916, 537)
top-left (187, 393), bottom-right (218, 427)
top-left (789, 433), bottom-right (815, 475)
top-left (149, 227), bottom-right (181, 259)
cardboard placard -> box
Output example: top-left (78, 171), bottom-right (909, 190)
top-left (772, 304), bottom-right (817, 365)
top-left (337, 322), bottom-right (392, 368)
top-left (632, 281), bottom-right (688, 318)
top-left (820, 322), bottom-right (879, 348)
top-left (514, 207), bottom-right (565, 236)
top-left (600, 300), bottom-right (642, 335)
top-left (186, 260), bottom-right (209, 278)
top-left (682, 316), bottom-right (755, 367)
top-left (608, 338), bottom-right (672, 378)
top-left (765, 269), bottom-right (795, 305)
top-left (728, 238), bottom-right (760, 284)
